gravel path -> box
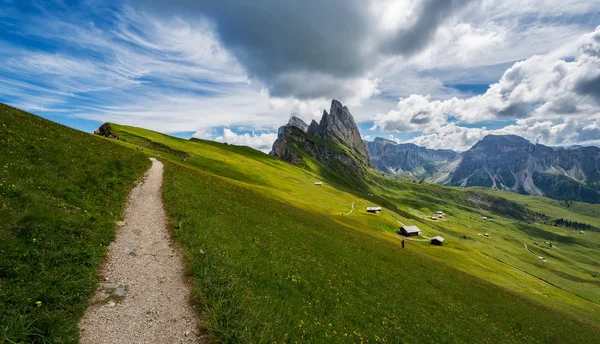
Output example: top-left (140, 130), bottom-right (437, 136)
top-left (519, 240), bottom-right (534, 254)
top-left (80, 158), bottom-right (205, 344)
top-left (343, 200), bottom-right (357, 216)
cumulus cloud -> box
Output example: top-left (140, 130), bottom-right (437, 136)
top-left (372, 94), bottom-right (460, 133)
top-left (407, 115), bottom-right (600, 151)
top-left (374, 26), bottom-right (600, 134)
top-left (406, 124), bottom-right (488, 151)
top-left (193, 128), bottom-right (277, 152)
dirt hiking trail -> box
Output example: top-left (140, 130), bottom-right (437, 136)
top-left (80, 158), bottom-right (205, 343)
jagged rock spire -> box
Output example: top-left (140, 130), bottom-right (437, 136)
top-left (307, 99), bottom-right (370, 163)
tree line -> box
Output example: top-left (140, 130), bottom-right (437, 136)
top-left (553, 218), bottom-right (591, 230)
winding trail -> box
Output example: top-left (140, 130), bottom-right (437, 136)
top-left (80, 158), bottom-right (205, 343)
top-left (343, 199), bottom-right (357, 216)
top-left (519, 240), bottom-right (534, 254)
top-left (396, 233), bottom-right (430, 242)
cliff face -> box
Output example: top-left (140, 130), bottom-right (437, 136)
top-left (364, 133), bottom-right (600, 203)
top-left (305, 99), bottom-right (371, 165)
top-left (270, 116), bottom-right (309, 162)
top-left (365, 137), bottom-right (460, 177)
top-left (270, 99), bottom-right (372, 186)
top-left (449, 135), bottom-right (600, 203)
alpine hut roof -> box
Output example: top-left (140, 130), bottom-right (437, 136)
top-left (430, 236), bottom-right (445, 245)
top-left (399, 225), bottom-right (421, 236)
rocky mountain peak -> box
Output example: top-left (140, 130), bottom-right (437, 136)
top-left (366, 138), bottom-right (461, 178)
top-left (450, 135), bottom-right (600, 202)
top-left (307, 99), bottom-right (370, 161)
top-left (478, 134), bottom-right (530, 146)
top-left (270, 99), bottom-right (373, 188)
top-left (287, 116), bottom-right (309, 132)
top-left (307, 119), bottom-right (320, 134)
top-left (373, 137), bottom-right (396, 145)
top-left (471, 134), bottom-right (535, 155)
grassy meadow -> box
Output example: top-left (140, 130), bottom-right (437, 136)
top-left (1, 107), bottom-right (598, 343)
top-left (163, 161), bottom-right (598, 343)
top-left (108, 123), bottom-right (600, 342)
top-left (0, 105), bottom-right (149, 343)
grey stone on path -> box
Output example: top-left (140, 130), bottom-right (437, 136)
top-left (79, 158), bottom-right (207, 343)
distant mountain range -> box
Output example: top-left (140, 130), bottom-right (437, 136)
top-left (366, 134), bottom-right (600, 203)
top-left (364, 138), bottom-right (460, 181)
top-left (270, 100), bottom-right (600, 203)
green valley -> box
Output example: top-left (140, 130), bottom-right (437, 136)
top-left (107, 121), bottom-right (600, 342)
top-left (1, 105), bottom-right (599, 343)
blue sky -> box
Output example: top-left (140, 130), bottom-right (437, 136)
top-left (1, 0), bottom-right (600, 151)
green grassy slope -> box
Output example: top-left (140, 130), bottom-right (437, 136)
top-left (481, 188), bottom-right (600, 228)
top-left (163, 162), bottom-right (598, 343)
top-left (111, 124), bottom-right (600, 319)
top-left (107, 123), bottom-right (600, 342)
top-left (0, 105), bottom-right (149, 343)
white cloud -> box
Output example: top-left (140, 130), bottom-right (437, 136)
top-left (372, 94), bottom-right (459, 133)
top-left (192, 128), bottom-right (277, 152)
top-left (388, 135), bottom-right (401, 144)
top-left (406, 124), bottom-right (490, 151)
top-left (407, 115), bottom-right (600, 151)
top-left (374, 26), bottom-right (600, 134)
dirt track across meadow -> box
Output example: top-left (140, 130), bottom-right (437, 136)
top-left (80, 158), bottom-right (205, 343)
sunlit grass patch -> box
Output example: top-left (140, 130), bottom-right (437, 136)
top-left (0, 105), bottom-right (148, 342)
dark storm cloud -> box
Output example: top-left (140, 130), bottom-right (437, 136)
top-left (381, 0), bottom-right (472, 55)
top-left (495, 103), bottom-right (531, 118)
top-left (575, 74), bottom-right (600, 103)
top-left (129, 0), bottom-right (471, 99)
top-left (410, 111), bottom-right (432, 124)
top-left (548, 97), bottom-right (579, 114)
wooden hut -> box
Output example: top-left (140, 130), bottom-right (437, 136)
top-left (366, 206), bottom-right (382, 213)
top-left (430, 236), bottom-right (444, 246)
top-left (398, 225), bottom-right (421, 236)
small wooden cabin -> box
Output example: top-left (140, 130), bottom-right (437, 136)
top-left (398, 225), bottom-right (421, 236)
top-left (430, 236), bottom-right (444, 246)
top-left (366, 206), bottom-right (382, 213)
top-left (314, 181), bottom-right (323, 186)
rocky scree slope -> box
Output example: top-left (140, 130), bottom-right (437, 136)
top-left (449, 135), bottom-right (600, 203)
top-left (365, 137), bottom-right (460, 178)
top-left (366, 134), bottom-right (600, 203)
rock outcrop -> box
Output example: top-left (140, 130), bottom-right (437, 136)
top-left (270, 100), bottom-right (372, 187)
top-left (306, 99), bottom-right (371, 165)
top-left (94, 123), bottom-right (119, 140)
top-left (270, 116), bottom-right (309, 161)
